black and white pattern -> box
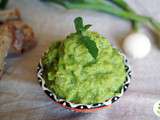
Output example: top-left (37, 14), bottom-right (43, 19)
top-left (37, 54), bottom-right (131, 111)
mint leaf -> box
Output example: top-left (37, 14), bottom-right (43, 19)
top-left (74, 17), bottom-right (84, 33)
top-left (80, 36), bottom-right (98, 59)
top-left (74, 17), bottom-right (98, 59)
top-left (84, 24), bottom-right (92, 30)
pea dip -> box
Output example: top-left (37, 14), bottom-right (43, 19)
top-left (42, 17), bottom-right (126, 104)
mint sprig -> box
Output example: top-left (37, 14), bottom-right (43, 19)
top-left (74, 17), bottom-right (98, 59)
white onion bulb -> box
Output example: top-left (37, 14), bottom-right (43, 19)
top-left (123, 32), bottom-right (151, 58)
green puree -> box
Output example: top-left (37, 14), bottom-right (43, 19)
top-left (42, 31), bottom-right (126, 104)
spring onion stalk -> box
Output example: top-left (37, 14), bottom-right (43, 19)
top-left (108, 0), bottom-right (151, 58)
top-left (42, 0), bottom-right (160, 32)
top-left (108, 0), bottom-right (139, 31)
top-left (108, 0), bottom-right (134, 13)
top-left (41, 0), bottom-right (160, 58)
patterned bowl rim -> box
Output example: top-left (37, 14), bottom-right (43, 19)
top-left (37, 51), bottom-right (131, 112)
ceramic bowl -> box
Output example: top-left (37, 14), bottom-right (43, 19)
top-left (37, 53), bottom-right (131, 112)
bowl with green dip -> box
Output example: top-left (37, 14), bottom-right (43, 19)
top-left (37, 17), bottom-right (131, 112)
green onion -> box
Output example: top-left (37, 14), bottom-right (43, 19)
top-left (42, 0), bottom-right (160, 31)
top-left (108, 0), bottom-right (139, 31)
top-left (41, 0), bottom-right (160, 46)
